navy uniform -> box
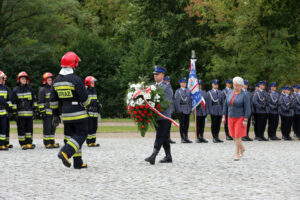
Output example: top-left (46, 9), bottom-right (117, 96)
top-left (279, 86), bottom-right (294, 140)
top-left (145, 66), bottom-right (173, 165)
top-left (242, 80), bottom-right (253, 141)
top-left (292, 85), bottom-right (298, 137)
top-left (195, 80), bottom-right (208, 143)
top-left (11, 71), bottom-right (38, 150)
top-left (207, 79), bottom-right (224, 143)
top-left (38, 72), bottom-right (59, 149)
top-left (0, 71), bottom-right (12, 151)
top-left (252, 81), bottom-right (269, 141)
top-left (293, 86), bottom-right (300, 139)
top-left (85, 76), bottom-right (100, 147)
top-left (51, 52), bottom-right (91, 169)
top-left (174, 77), bottom-right (192, 143)
top-left (221, 79), bottom-right (233, 140)
top-left (267, 82), bottom-right (281, 140)
top-left (163, 76), bottom-right (176, 144)
top-left (251, 84), bottom-right (259, 138)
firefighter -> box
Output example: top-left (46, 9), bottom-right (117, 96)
top-left (85, 76), bottom-right (100, 147)
top-left (50, 51), bottom-right (91, 169)
top-left (11, 71), bottom-right (38, 150)
top-left (3, 74), bottom-right (13, 149)
top-left (0, 71), bottom-right (12, 151)
top-left (38, 72), bottom-right (60, 149)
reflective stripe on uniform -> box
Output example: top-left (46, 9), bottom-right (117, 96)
top-left (67, 138), bottom-right (79, 152)
top-left (0, 90), bottom-right (7, 99)
top-left (7, 101), bottom-right (12, 107)
top-left (25, 132), bottom-right (32, 138)
top-left (50, 101), bottom-right (59, 109)
top-left (45, 93), bottom-right (51, 99)
top-left (17, 92), bottom-right (32, 100)
top-left (64, 136), bottom-right (71, 141)
top-left (0, 134), bottom-right (6, 140)
top-left (18, 111), bottom-right (33, 116)
top-left (43, 135), bottom-right (55, 140)
top-left (0, 109), bottom-right (7, 115)
top-left (61, 111), bottom-right (88, 121)
top-left (18, 136), bottom-right (25, 141)
top-left (45, 109), bottom-right (53, 115)
top-left (73, 149), bottom-right (82, 157)
top-left (88, 94), bottom-right (97, 100)
top-left (88, 112), bottom-right (98, 118)
top-left (54, 82), bottom-right (75, 90)
top-left (87, 134), bottom-right (96, 140)
top-left (38, 103), bottom-right (45, 109)
top-left (82, 97), bottom-right (91, 107)
top-left (12, 104), bottom-right (17, 109)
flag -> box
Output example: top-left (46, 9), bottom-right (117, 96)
top-left (188, 59), bottom-right (205, 110)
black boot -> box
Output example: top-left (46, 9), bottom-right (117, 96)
top-left (226, 135), bottom-right (233, 140)
top-left (168, 138), bottom-right (176, 144)
top-left (73, 156), bottom-right (88, 169)
top-left (200, 137), bottom-right (208, 143)
top-left (160, 146), bottom-right (172, 163)
top-left (184, 132), bottom-right (192, 143)
top-left (145, 149), bottom-right (159, 165)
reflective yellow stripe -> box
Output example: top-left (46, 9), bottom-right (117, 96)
top-left (54, 86), bottom-right (75, 90)
top-left (25, 135), bottom-right (32, 138)
top-left (64, 137), bottom-right (70, 141)
top-left (43, 137), bottom-right (55, 140)
top-left (62, 114), bottom-right (88, 121)
top-left (67, 140), bottom-right (78, 152)
top-left (73, 152), bottom-right (82, 157)
top-left (46, 111), bottom-right (53, 115)
top-left (0, 111), bottom-right (7, 115)
top-left (90, 97), bottom-right (97, 100)
top-left (18, 113), bottom-right (33, 117)
top-left (19, 138), bottom-right (25, 141)
top-left (0, 137), bottom-right (6, 140)
top-left (50, 105), bottom-right (59, 109)
top-left (18, 95), bottom-right (32, 100)
top-left (0, 93), bottom-right (7, 98)
top-left (45, 95), bottom-right (50, 99)
top-left (83, 97), bottom-right (91, 107)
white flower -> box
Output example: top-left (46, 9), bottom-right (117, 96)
top-left (127, 92), bottom-right (134, 100)
top-left (143, 93), bottom-right (151, 100)
top-left (150, 85), bottom-right (156, 91)
top-left (134, 84), bottom-right (141, 91)
top-left (136, 98), bottom-right (145, 106)
top-left (154, 94), bottom-right (160, 100)
top-left (130, 84), bottom-right (136, 89)
top-left (148, 101), bottom-right (155, 108)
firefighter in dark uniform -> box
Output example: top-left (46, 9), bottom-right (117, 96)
top-left (3, 74), bottom-right (13, 149)
top-left (11, 71), bottom-right (38, 150)
top-left (242, 80), bottom-right (253, 141)
top-left (279, 86), bottom-right (294, 140)
top-left (174, 77), bottom-right (192, 143)
top-left (51, 52), bottom-right (91, 169)
top-left (252, 81), bottom-right (269, 141)
top-left (38, 72), bottom-right (60, 149)
top-left (267, 82), bottom-right (281, 140)
top-left (207, 79), bottom-right (224, 143)
top-left (85, 76), bottom-right (100, 147)
top-left (145, 66), bottom-right (173, 165)
top-left (0, 71), bottom-right (12, 151)
top-left (195, 79), bottom-right (208, 143)
top-left (163, 76), bottom-right (176, 144)
top-left (221, 79), bottom-right (233, 140)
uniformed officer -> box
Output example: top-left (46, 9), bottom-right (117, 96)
top-left (294, 85), bottom-right (300, 140)
top-left (252, 83), bottom-right (259, 138)
top-left (174, 77), bottom-right (192, 143)
top-left (38, 72), bottom-right (60, 149)
top-left (85, 76), bottom-right (100, 147)
top-left (252, 81), bottom-right (269, 141)
top-left (51, 52), bottom-right (91, 169)
top-left (221, 79), bottom-right (233, 140)
top-left (11, 71), bottom-right (38, 150)
top-left (292, 85), bottom-right (298, 137)
top-left (207, 79), bottom-right (224, 143)
top-left (0, 71), bottom-right (12, 151)
top-left (163, 76), bottom-right (176, 144)
top-left (242, 80), bottom-right (253, 141)
top-left (3, 74), bottom-right (13, 149)
top-left (279, 86), bottom-right (294, 140)
top-left (267, 82), bottom-right (281, 140)
top-left (145, 66), bottom-right (173, 165)
top-left (195, 79), bottom-right (208, 143)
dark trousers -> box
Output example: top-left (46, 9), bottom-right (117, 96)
top-left (17, 117), bottom-right (33, 146)
top-left (246, 115), bottom-right (252, 137)
top-left (255, 113), bottom-right (268, 138)
top-left (268, 114), bottom-right (279, 138)
top-left (61, 119), bottom-right (88, 162)
top-left (154, 120), bottom-right (171, 155)
top-left (4, 118), bottom-right (10, 146)
top-left (280, 115), bottom-right (293, 138)
top-left (87, 117), bottom-right (98, 144)
top-left (196, 115), bottom-right (206, 139)
top-left (43, 116), bottom-right (56, 145)
top-left (178, 113), bottom-right (190, 139)
top-left (211, 115), bottom-right (222, 139)
top-left (224, 114), bottom-right (230, 137)
top-left (295, 114), bottom-right (300, 138)
top-left (253, 114), bottom-right (258, 137)
top-left (0, 117), bottom-right (7, 146)
top-left (293, 115), bottom-right (297, 134)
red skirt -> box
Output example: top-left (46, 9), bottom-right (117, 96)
top-left (228, 117), bottom-right (247, 138)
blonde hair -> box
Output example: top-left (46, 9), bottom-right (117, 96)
top-left (233, 76), bottom-right (244, 87)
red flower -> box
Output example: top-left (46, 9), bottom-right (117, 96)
top-left (148, 113), bottom-right (153, 117)
top-left (141, 126), bottom-right (145, 129)
top-left (138, 110), bottom-right (142, 114)
top-left (144, 110), bottom-right (148, 114)
top-left (135, 120), bottom-right (138, 122)
top-left (135, 106), bottom-right (139, 110)
top-left (145, 104), bottom-right (150, 109)
top-left (129, 106), bottom-right (132, 110)
top-left (139, 118), bottom-right (143, 121)
top-left (158, 109), bottom-right (162, 112)
top-left (132, 115), bottom-right (135, 118)
top-left (146, 120), bottom-right (150, 123)
top-left (140, 105), bottom-right (144, 109)
top-left (133, 111), bottom-right (137, 115)
top-left (156, 104), bottom-right (161, 109)
top-left (141, 114), bottom-right (145, 117)
top-left (126, 106), bottom-right (128, 110)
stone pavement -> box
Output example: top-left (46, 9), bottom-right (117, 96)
top-left (1, 138), bottom-right (299, 200)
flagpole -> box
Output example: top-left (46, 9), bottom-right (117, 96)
top-left (191, 50), bottom-right (197, 141)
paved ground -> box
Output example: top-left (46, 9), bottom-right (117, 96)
top-left (1, 138), bottom-right (299, 200)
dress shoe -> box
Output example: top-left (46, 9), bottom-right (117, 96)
top-left (145, 149), bottom-right (159, 165)
top-left (181, 139), bottom-right (188, 143)
top-left (213, 138), bottom-right (222, 143)
top-left (270, 136), bottom-right (281, 141)
top-left (286, 137), bottom-right (293, 141)
top-left (226, 136), bottom-right (233, 140)
top-left (242, 136), bottom-right (253, 141)
top-left (58, 151), bottom-right (71, 168)
top-left (254, 137), bottom-right (261, 140)
top-left (195, 138), bottom-right (201, 143)
top-left (261, 137), bottom-right (269, 141)
top-left (216, 138), bottom-right (224, 143)
top-left (159, 155), bottom-right (172, 163)
top-left (169, 139), bottom-right (176, 144)
top-left (200, 138), bottom-right (208, 143)
top-left (185, 138), bottom-right (192, 143)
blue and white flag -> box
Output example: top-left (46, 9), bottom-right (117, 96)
top-left (188, 59), bottom-right (205, 110)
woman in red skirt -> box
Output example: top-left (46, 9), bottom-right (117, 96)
top-left (222, 77), bottom-right (251, 161)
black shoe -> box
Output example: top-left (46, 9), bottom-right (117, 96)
top-left (169, 139), bottom-right (176, 144)
top-left (6, 144), bottom-right (13, 148)
top-left (200, 138), bottom-right (208, 143)
top-left (74, 163), bottom-right (88, 169)
top-left (242, 137), bottom-right (251, 141)
top-left (216, 138), bottom-right (224, 143)
top-left (261, 137), bottom-right (269, 141)
top-left (286, 137), bottom-right (293, 141)
top-left (27, 144), bottom-right (36, 149)
top-left (0, 145), bottom-right (9, 151)
top-left (185, 138), bottom-right (193, 143)
top-left (254, 137), bottom-right (261, 140)
top-left (270, 136), bottom-right (281, 141)
top-left (213, 138), bottom-right (223, 143)
top-left (160, 155), bottom-right (172, 163)
top-left (58, 151), bottom-right (71, 168)
top-left (226, 136), bottom-right (233, 140)
top-left (195, 138), bottom-right (201, 143)
top-left (145, 149), bottom-right (159, 165)
top-left (181, 139), bottom-right (188, 143)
